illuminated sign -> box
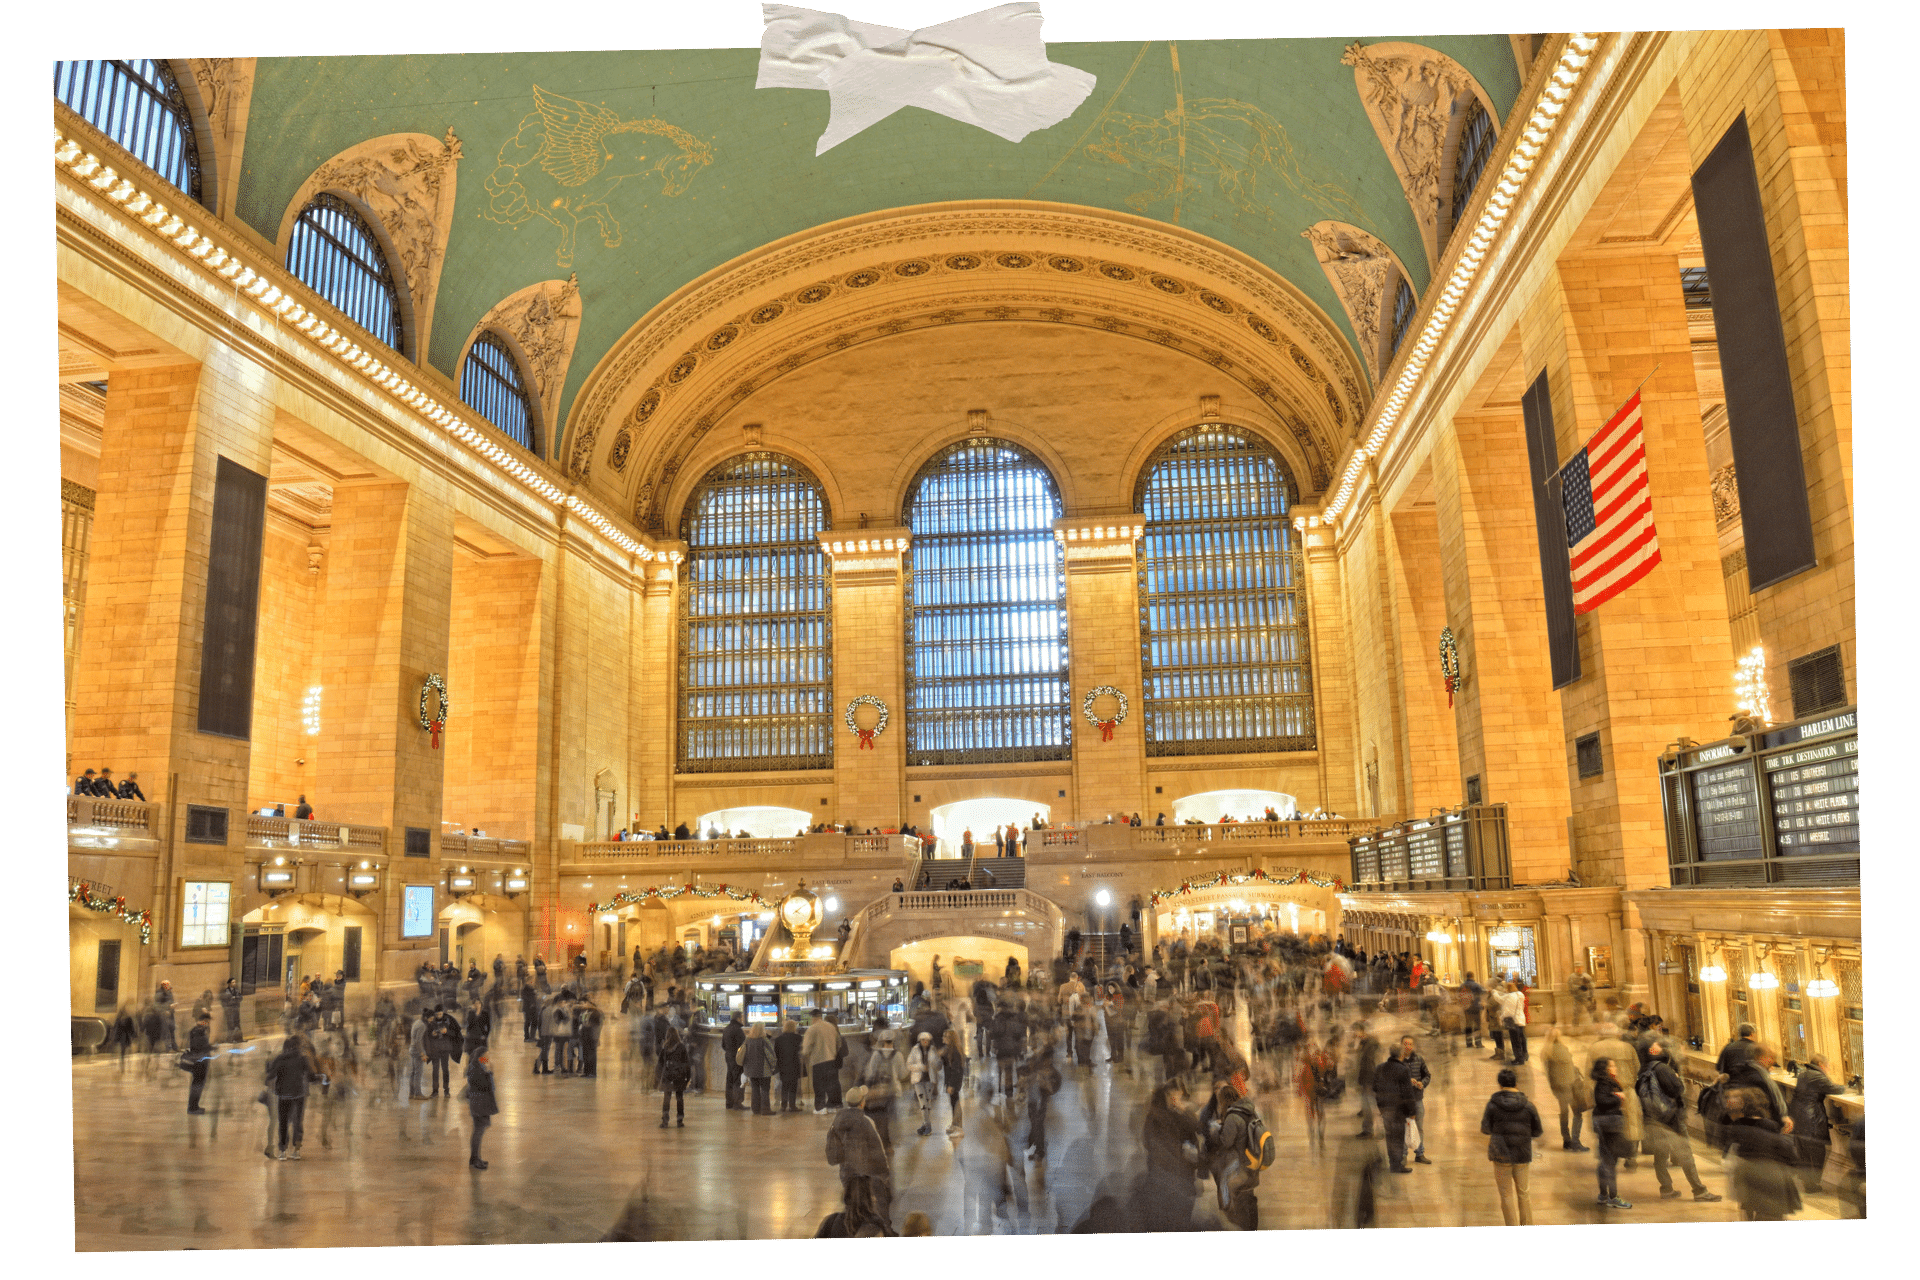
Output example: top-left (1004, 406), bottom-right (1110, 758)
top-left (261, 870), bottom-right (293, 886)
top-left (402, 885), bottom-right (434, 938)
top-left (348, 873), bottom-right (378, 888)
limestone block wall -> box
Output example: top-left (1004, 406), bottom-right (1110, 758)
top-left (1338, 501), bottom-right (1405, 817)
top-left (445, 553), bottom-right (543, 839)
top-left (250, 520), bottom-right (323, 809)
top-left (1065, 544), bottom-right (1146, 820)
top-left (1387, 503), bottom-right (1462, 812)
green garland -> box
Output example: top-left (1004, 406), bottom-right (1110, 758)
top-left (70, 881), bottom-right (153, 944)
top-left (587, 882), bottom-right (770, 914)
top-left (1147, 866), bottom-right (1344, 910)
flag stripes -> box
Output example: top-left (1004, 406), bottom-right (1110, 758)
top-left (1560, 390), bottom-right (1661, 614)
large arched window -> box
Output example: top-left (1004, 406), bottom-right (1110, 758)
top-left (55, 60), bottom-right (203, 206)
top-left (677, 453), bottom-right (832, 772)
top-left (1387, 277), bottom-right (1417, 359)
top-left (1136, 427), bottom-right (1314, 754)
top-left (1448, 97), bottom-right (1497, 236)
top-left (287, 192), bottom-right (406, 355)
top-left (904, 439), bottom-right (1068, 764)
top-left (460, 333), bottom-right (536, 452)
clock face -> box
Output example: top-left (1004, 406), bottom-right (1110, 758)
top-left (780, 896), bottom-right (813, 928)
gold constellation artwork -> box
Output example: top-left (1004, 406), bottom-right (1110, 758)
top-left (484, 85), bottom-right (714, 269)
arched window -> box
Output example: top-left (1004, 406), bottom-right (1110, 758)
top-left (904, 439), bottom-right (1068, 764)
top-left (677, 453), bottom-right (832, 772)
top-left (1448, 97), bottom-right (1497, 235)
top-left (460, 333), bottom-right (536, 452)
top-left (287, 192), bottom-right (406, 355)
top-left (1136, 427), bottom-right (1314, 755)
top-left (54, 60), bottom-right (203, 206)
top-left (1388, 278), bottom-right (1417, 358)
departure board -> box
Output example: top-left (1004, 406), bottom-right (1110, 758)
top-left (1690, 760), bottom-right (1764, 860)
top-left (1380, 837), bottom-right (1410, 881)
top-left (1765, 736), bottom-right (1859, 854)
top-left (1407, 826), bottom-right (1445, 877)
top-left (1444, 822), bottom-right (1468, 877)
top-left (1354, 841), bottom-right (1380, 883)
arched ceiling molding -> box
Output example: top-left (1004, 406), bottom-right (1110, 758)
top-left (884, 415), bottom-right (1080, 525)
top-left (1302, 221), bottom-right (1420, 389)
top-left (558, 202), bottom-right (1369, 529)
top-left (1118, 404), bottom-right (1317, 513)
top-left (275, 129), bottom-right (463, 362)
top-left (667, 443), bottom-right (844, 541)
top-left (1341, 42), bottom-right (1498, 275)
top-left (459, 275), bottom-right (583, 462)
top-left (179, 58), bottom-right (256, 223)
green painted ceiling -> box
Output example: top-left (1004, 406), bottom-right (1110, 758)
top-left (237, 38), bottom-right (1519, 456)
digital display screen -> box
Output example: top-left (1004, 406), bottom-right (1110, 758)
top-left (401, 885), bottom-right (434, 938)
top-left (746, 1003), bottom-right (779, 1024)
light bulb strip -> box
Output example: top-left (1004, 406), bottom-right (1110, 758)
top-left (1321, 33), bottom-right (1603, 531)
top-left (56, 123), bottom-right (660, 571)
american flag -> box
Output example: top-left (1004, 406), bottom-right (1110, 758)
top-left (1559, 390), bottom-right (1661, 614)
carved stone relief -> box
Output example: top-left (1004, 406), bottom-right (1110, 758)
top-left (279, 130), bottom-right (463, 358)
top-left (1711, 463), bottom-right (1741, 527)
top-left (1302, 221), bottom-right (1404, 386)
top-left (182, 58), bottom-right (256, 220)
top-left (468, 275), bottom-right (582, 462)
top-left (1341, 42), bottom-right (1490, 271)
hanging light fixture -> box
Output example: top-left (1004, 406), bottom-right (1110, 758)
top-left (1748, 970), bottom-right (1779, 990)
top-left (1425, 930), bottom-right (1450, 943)
top-left (1699, 964), bottom-right (1727, 982)
top-left (1805, 976), bottom-right (1839, 998)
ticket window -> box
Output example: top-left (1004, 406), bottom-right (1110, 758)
top-left (1487, 926), bottom-right (1537, 987)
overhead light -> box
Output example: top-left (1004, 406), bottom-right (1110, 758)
top-left (1699, 965), bottom-right (1727, 982)
top-left (1805, 978), bottom-right (1838, 997)
top-left (1425, 930), bottom-right (1450, 943)
top-left (825, 897), bottom-right (839, 912)
top-left (1748, 971), bottom-right (1779, 990)
top-left (1094, 890), bottom-right (1111, 906)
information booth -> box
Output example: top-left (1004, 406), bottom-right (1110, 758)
top-left (692, 970), bottom-right (910, 1030)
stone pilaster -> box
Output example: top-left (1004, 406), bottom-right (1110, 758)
top-left (824, 529), bottom-right (909, 830)
top-left (1057, 518), bottom-right (1146, 821)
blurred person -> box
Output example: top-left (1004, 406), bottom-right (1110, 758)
top-left (219, 978), bottom-right (244, 1043)
top-left (183, 1012), bottom-right (214, 1114)
top-left (425, 1004), bottom-right (456, 1096)
top-left (1725, 1086), bottom-right (1803, 1220)
top-left (1589, 1056), bottom-right (1633, 1209)
top-left (465, 1047), bottom-right (498, 1170)
top-left (657, 1021), bottom-right (691, 1127)
top-left (814, 1175), bottom-right (896, 1237)
top-left (1590, 1017), bottom-right (1646, 1162)
top-left (740, 1021), bottom-right (775, 1115)
top-left (1788, 1052), bottom-right (1844, 1192)
top-left (1459, 971), bottom-right (1485, 1049)
top-left (153, 980), bottom-right (178, 1051)
top-left (1398, 1034), bottom-right (1433, 1164)
top-left (1206, 1080), bottom-right (1271, 1230)
top-left (1480, 1066), bottom-right (1543, 1224)
top-left (907, 1030), bottom-right (940, 1135)
top-left (774, 1018), bottom-right (805, 1112)
top-left (900, 1210), bottom-right (932, 1236)
top-left (264, 1033), bottom-right (324, 1161)
top-left (959, 1084), bottom-right (1029, 1234)
top-left (1295, 1037), bottom-right (1342, 1152)
top-left (521, 976), bottom-right (540, 1043)
top-left (1638, 1037), bottom-right (1721, 1202)
top-left (1567, 964), bottom-right (1596, 1021)
top-left (862, 1030), bottom-right (906, 1152)
top-left (721, 1008), bottom-right (747, 1108)
top-left (1372, 1040), bottom-right (1417, 1174)
top-left (941, 1027), bottom-right (969, 1135)
top-left (990, 997), bottom-right (1027, 1098)
top-left (408, 1006), bottom-right (430, 1097)
top-left (1019, 1034), bottom-right (1062, 1163)
top-left (1716, 1021), bottom-right (1762, 1076)
top-left (1542, 1024), bottom-right (1591, 1151)
top-left (1726, 1043), bottom-right (1792, 1130)
top-left (803, 1010), bottom-right (843, 1112)
top-left (576, 997), bottom-right (602, 1077)
top-left (1351, 1020), bottom-right (1382, 1137)
top-left (826, 1086), bottom-right (894, 1224)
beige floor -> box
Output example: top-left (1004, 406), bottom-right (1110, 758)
top-left (71, 1024), bottom-right (1845, 1247)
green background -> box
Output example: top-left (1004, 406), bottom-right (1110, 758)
top-left (11, 2), bottom-right (1904, 1280)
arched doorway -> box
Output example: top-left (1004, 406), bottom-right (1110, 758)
top-left (1172, 789), bottom-right (1297, 823)
top-left (928, 798), bottom-right (1050, 858)
top-left (696, 805), bottom-right (812, 839)
top-left (890, 935), bottom-right (1031, 993)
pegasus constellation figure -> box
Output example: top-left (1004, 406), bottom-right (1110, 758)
top-left (485, 86), bottom-right (714, 269)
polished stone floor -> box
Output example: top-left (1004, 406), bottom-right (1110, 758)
top-left (72, 1010), bottom-right (1847, 1248)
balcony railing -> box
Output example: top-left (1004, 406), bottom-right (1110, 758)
top-left (246, 815), bottom-right (388, 853)
top-left (571, 832), bottom-right (918, 864)
top-left (439, 832), bottom-right (533, 862)
top-left (67, 796), bottom-right (163, 840)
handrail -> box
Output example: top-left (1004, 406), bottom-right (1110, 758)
top-left (1128, 818), bottom-right (1388, 843)
top-left (244, 815), bottom-right (388, 853)
top-left (576, 836), bottom-right (799, 862)
top-left (897, 890), bottom-right (1018, 910)
top-left (67, 796), bottom-right (163, 838)
top-left (440, 833), bottom-right (533, 861)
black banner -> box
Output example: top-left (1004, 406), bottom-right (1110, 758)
top-left (196, 455), bottom-right (267, 739)
top-left (1522, 371), bottom-right (1581, 687)
top-left (1691, 112), bottom-right (1818, 591)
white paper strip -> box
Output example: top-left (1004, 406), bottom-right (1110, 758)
top-left (758, 3), bottom-right (1097, 155)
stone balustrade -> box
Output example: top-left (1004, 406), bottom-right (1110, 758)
top-left (66, 796), bottom-right (163, 842)
top-left (245, 815), bottom-right (388, 853)
top-left (571, 832), bottom-right (916, 865)
top-left (439, 832), bottom-right (533, 862)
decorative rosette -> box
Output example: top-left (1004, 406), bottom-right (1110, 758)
top-left (1081, 685), bottom-right (1129, 741)
top-left (1439, 627), bottom-right (1460, 709)
top-left (844, 695), bottom-right (889, 750)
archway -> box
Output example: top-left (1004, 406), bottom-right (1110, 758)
top-left (890, 935), bottom-right (1031, 994)
top-left (240, 894), bottom-right (381, 1006)
top-left (928, 798), bottom-right (1050, 858)
top-left (438, 895), bottom-right (526, 975)
top-left (1173, 788), bottom-right (1297, 823)
top-left (697, 805), bottom-right (812, 839)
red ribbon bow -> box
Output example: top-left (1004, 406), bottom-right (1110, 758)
top-left (1098, 718), bottom-right (1117, 742)
top-left (857, 729), bottom-right (875, 750)
top-left (1443, 676), bottom-right (1455, 708)
top-left (429, 718), bottom-right (444, 749)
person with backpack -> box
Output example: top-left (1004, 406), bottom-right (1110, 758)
top-left (826, 1086), bottom-right (894, 1225)
top-left (657, 1022), bottom-right (691, 1127)
top-left (1295, 1038), bottom-right (1343, 1152)
top-left (1480, 1067), bottom-right (1544, 1224)
top-left (1637, 1037), bottom-right (1721, 1202)
top-left (1205, 1081), bottom-right (1272, 1230)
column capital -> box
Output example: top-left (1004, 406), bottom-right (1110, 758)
top-left (1053, 517), bottom-right (1141, 569)
top-left (818, 527), bottom-right (910, 577)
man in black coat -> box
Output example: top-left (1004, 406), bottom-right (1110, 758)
top-left (1372, 1042), bottom-right (1418, 1173)
top-left (1788, 1052), bottom-right (1845, 1191)
top-left (117, 772), bottom-right (146, 801)
top-left (425, 1005), bottom-right (457, 1096)
top-left (74, 768), bottom-right (99, 795)
top-left (990, 1001), bottom-right (1028, 1099)
top-left (1351, 1022), bottom-right (1381, 1137)
top-left (293, 795), bottom-right (313, 819)
top-left (722, 1010), bottom-right (748, 1109)
top-left (1639, 1038), bottom-right (1720, 1201)
top-left (153, 980), bottom-right (178, 1051)
top-left (184, 1012), bottom-right (214, 1113)
top-left (1717, 1023), bottom-right (1761, 1076)
top-left (219, 979), bottom-right (244, 1042)
top-left (1397, 1035), bottom-right (1433, 1164)
top-left (264, 1034), bottom-right (323, 1159)
top-left (94, 767), bottom-right (118, 797)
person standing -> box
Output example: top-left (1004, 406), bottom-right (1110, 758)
top-left (408, 1007), bottom-right (430, 1098)
top-left (1459, 971), bottom-right (1485, 1050)
top-left (827, 1087), bottom-right (894, 1226)
top-left (264, 1034), bottom-right (322, 1160)
top-left (184, 1012), bottom-right (214, 1114)
top-left (1788, 1052), bottom-right (1844, 1192)
top-left (1717, 1022), bottom-right (1762, 1076)
top-left (425, 1005), bottom-right (455, 1097)
top-left (1397, 1035), bottom-right (1433, 1165)
top-left (219, 979), bottom-right (244, 1043)
top-left (465, 1048), bottom-right (498, 1170)
top-left (153, 981), bottom-right (178, 1052)
top-left (1499, 981), bottom-right (1529, 1064)
top-left (1372, 1041), bottom-right (1417, 1174)
top-left (1206, 1081), bottom-right (1267, 1230)
top-left (1725, 1086), bottom-right (1804, 1220)
top-left (1542, 1024), bottom-right (1591, 1151)
top-left (802, 1011), bottom-right (843, 1112)
top-left (577, 998), bottom-right (602, 1078)
top-left (774, 1018), bottom-right (805, 1113)
top-left (1351, 1021), bottom-right (1381, 1138)
top-left (1589, 1017), bottom-right (1646, 1159)
top-left (1589, 1057), bottom-right (1633, 1209)
top-left (1638, 1038), bottom-right (1721, 1202)
top-left (1568, 964), bottom-right (1596, 1022)
top-left (740, 1023), bottom-right (776, 1115)
top-left (1480, 1067), bottom-right (1543, 1225)
top-left (657, 1022), bottom-right (692, 1127)
top-left (990, 999), bottom-right (1027, 1099)
top-left (941, 1027), bottom-right (969, 1136)
top-left (548, 993), bottom-right (575, 1076)
top-left (1295, 1038), bottom-right (1341, 1153)
top-left (721, 1009), bottom-right (747, 1109)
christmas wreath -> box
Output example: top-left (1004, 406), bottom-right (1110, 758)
top-left (587, 882), bottom-right (770, 915)
top-left (844, 695), bottom-right (890, 750)
top-left (419, 672), bottom-right (450, 747)
top-left (70, 880), bottom-right (153, 944)
top-left (1081, 685), bottom-right (1129, 741)
top-left (1146, 866), bottom-right (1345, 909)
top-left (1439, 628), bottom-right (1460, 709)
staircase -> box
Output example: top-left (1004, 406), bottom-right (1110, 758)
top-left (965, 855), bottom-right (1026, 890)
top-left (1080, 930), bottom-right (1121, 972)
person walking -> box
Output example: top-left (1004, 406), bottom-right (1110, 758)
top-left (154, 981), bottom-right (178, 1052)
top-left (1295, 1038), bottom-right (1342, 1153)
top-left (827, 1086), bottom-right (894, 1226)
top-left (549, 993), bottom-right (575, 1076)
top-left (989, 998), bottom-right (1027, 1099)
top-left (264, 1034), bottom-right (323, 1161)
top-left (1351, 1021), bottom-right (1382, 1138)
top-left (408, 1007), bottom-right (430, 1097)
top-left (1788, 1052), bottom-right (1844, 1192)
top-left (721, 1010), bottom-right (747, 1109)
top-left (802, 1011), bottom-right (843, 1112)
top-left (1459, 972), bottom-right (1485, 1049)
top-left (1542, 1025), bottom-right (1591, 1151)
top-left (1372, 1041), bottom-right (1417, 1174)
top-left (1206, 1080), bottom-right (1268, 1230)
top-left (1725, 1086), bottom-right (1804, 1220)
top-left (576, 998), bottom-right (602, 1078)
top-left (1637, 1037), bottom-right (1721, 1202)
top-left (464, 1048), bottom-right (498, 1170)
top-left (219, 978), bottom-right (244, 1043)
top-left (774, 1018), bottom-right (805, 1113)
top-left (183, 1012), bottom-right (214, 1114)
top-left (907, 1030), bottom-right (940, 1136)
top-left (941, 1027), bottom-right (969, 1136)
top-left (862, 1030), bottom-right (906, 1154)
top-left (657, 1022), bottom-right (692, 1127)
top-left (1397, 1034), bottom-right (1433, 1165)
top-left (1589, 1056), bottom-right (1633, 1209)
top-left (1481, 1067), bottom-right (1543, 1225)
top-left (740, 1022), bottom-right (776, 1115)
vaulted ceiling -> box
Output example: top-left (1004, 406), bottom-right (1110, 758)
top-left (233, 35), bottom-right (1521, 484)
